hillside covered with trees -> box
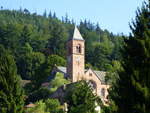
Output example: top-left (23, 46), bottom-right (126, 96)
top-left (0, 8), bottom-right (124, 112)
top-left (0, 0), bottom-right (149, 112)
top-left (0, 8), bottom-right (124, 73)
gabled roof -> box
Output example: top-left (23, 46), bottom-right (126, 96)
top-left (69, 26), bottom-right (84, 41)
top-left (57, 66), bottom-right (66, 74)
top-left (92, 70), bottom-right (106, 84)
top-left (56, 66), bottom-right (106, 84)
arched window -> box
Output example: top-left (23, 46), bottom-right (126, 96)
top-left (101, 88), bottom-right (105, 97)
top-left (88, 80), bottom-right (97, 90)
top-left (76, 44), bottom-right (81, 53)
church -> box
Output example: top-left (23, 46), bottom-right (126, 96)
top-left (53, 26), bottom-right (109, 104)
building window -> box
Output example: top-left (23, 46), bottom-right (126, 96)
top-left (76, 44), bottom-right (81, 53)
top-left (89, 80), bottom-right (97, 90)
top-left (101, 88), bottom-right (105, 97)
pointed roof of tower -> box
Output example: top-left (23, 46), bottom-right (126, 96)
top-left (71, 26), bottom-right (84, 40)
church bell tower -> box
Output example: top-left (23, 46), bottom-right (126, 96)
top-left (67, 26), bottom-right (85, 82)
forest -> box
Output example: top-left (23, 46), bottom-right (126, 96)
top-left (0, 0), bottom-right (149, 113)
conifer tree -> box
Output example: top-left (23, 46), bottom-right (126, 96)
top-left (65, 81), bottom-right (101, 113)
top-left (110, 1), bottom-right (150, 113)
top-left (0, 45), bottom-right (24, 113)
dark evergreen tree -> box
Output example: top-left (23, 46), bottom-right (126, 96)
top-left (92, 37), bottom-right (113, 71)
top-left (43, 9), bottom-right (47, 18)
top-left (65, 81), bottom-right (101, 113)
top-left (65, 13), bottom-right (69, 23)
top-left (17, 43), bottom-right (45, 80)
top-left (53, 12), bottom-right (57, 19)
top-left (110, 1), bottom-right (150, 113)
top-left (47, 21), bottom-right (68, 56)
top-left (0, 45), bottom-right (24, 113)
top-left (19, 25), bottom-right (31, 45)
top-left (48, 11), bottom-right (52, 18)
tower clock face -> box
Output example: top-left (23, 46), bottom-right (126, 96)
top-left (76, 57), bottom-right (80, 65)
top-left (76, 57), bottom-right (80, 62)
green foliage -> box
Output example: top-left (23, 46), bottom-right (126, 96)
top-left (92, 40), bottom-right (113, 71)
top-left (109, 1), bottom-right (150, 113)
top-left (50, 72), bottom-right (70, 92)
top-left (27, 87), bottom-right (51, 103)
top-left (27, 70), bottom-right (68, 103)
top-left (105, 61), bottom-right (122, 85)
top-left (33, 55), bottom-right (66, 88)
top-left (45, 98), bottom-right (63, 113)
top-left (17, 43), bottom-right (45, 80)
top-left (79, 21), bottom-right (124, 70)
top-left (65, 81), bottom-right (101, 113)
top-left (47, 20), bottom-right (68, 56)
top-left (0, 8), bottom-right (125, 112)
top-left (47, 55), bottom-right (66, 68)
top-left (0, 9), bottom-right (124, 74)
top-left (0, 45), bottom-right (24, 113)
top-left (26, 100), bottom-right (48, 113)
top-left (26, 99), bottom-right (63, 113)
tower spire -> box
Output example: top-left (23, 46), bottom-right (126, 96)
top-left (72, 26), bottom-right (84, 40)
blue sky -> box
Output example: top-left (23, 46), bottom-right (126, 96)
top-left (0, 0), bottom-right (144, 34)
